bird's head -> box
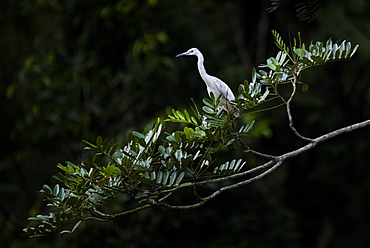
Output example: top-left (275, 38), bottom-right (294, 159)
top-left (176, 48), bottom-right (200, 57)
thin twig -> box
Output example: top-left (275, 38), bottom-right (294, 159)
top-left (90, 191), bottom-right (173, 219)
top-left (286, 74), bottom-right (314, 142)
top-left (240, 101), bottom-right (285, 117)
top-left (158, 161), bottom-right (283, 210)
top-left (159, 159), bottom-right (277, 196)
top-left (237, 138), bottom-right (277, 159)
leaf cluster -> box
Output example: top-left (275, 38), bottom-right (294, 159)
top-left (24, 94), bottom-right (253, 236)
top-left (268, 0), bottom-right (322, 23)
top-left (244, 31), bottom-right (360, 100)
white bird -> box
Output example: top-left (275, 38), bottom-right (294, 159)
top-left (176, 48), bottom-right (239, 117)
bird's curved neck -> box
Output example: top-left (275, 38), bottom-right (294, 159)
top-left (196, 52), bottom-right (206, 74)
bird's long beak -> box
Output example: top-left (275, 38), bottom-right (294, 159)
top-left (175, 51), bottom-right (188, 57)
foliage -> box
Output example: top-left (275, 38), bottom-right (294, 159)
top-left (268, 0), bottom-right (322, 23)
top-left (23, 31), bottom-right (360, 238)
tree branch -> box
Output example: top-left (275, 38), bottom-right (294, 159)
top-left (278, 118), bottom-right (370, 160)
top-left (94, 119), bottom-right (370, 215)
top-left (156, 118), bottom-right (370, 209)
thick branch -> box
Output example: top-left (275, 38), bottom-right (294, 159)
top-left (96, 119), bottom-right (370, 215)
top-left (157, 119), bottom-right (370, 209)
top-left (279, 118), bottom-right (370, 160)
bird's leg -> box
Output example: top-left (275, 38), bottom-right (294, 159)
top-left (217, 106), bottom-right (226, 117)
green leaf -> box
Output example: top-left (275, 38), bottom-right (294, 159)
top-left (184, 109), bottom-right (191, 121)
top-left (132, 131), bottom-right (145, 140)
top-left (251, 68), bottom-right (257, 83)
top-left (178, 182), bottom-right (192, 188)
top-left (82, 139), bottom-right (97, 149)
top-left (60, 220), bottom-right (82, 234)
top-left (294, 48), bottom-right (305, 57)
top-left (42, 184), bottom-right (52, 194)
top-left (53, 184), bottom-right (60, 196)
top-left (174, 172), bottom-right (185, 186)
top-left (302, 83), bottom-right (309, 92)
top-left (350, 44), bottom-right (359, 57)
top-left (168, 172), bottom-right (177, 186)
top-left (203, 98), bottom-right (214, 108)
top-left (162, 171), bottom-right (170, 185)
top-left (156, 171), bottom-right (163, 184)
top-left (202, 106), bottom-right (216, 114)
top-left (96, 136), bottom-right (103, 148)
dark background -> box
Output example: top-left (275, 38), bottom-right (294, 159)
top-left (1, 0), bottom-right (370, 247)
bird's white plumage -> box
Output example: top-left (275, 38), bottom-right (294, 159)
top-left (176, 48), bottom-right (239, 117)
